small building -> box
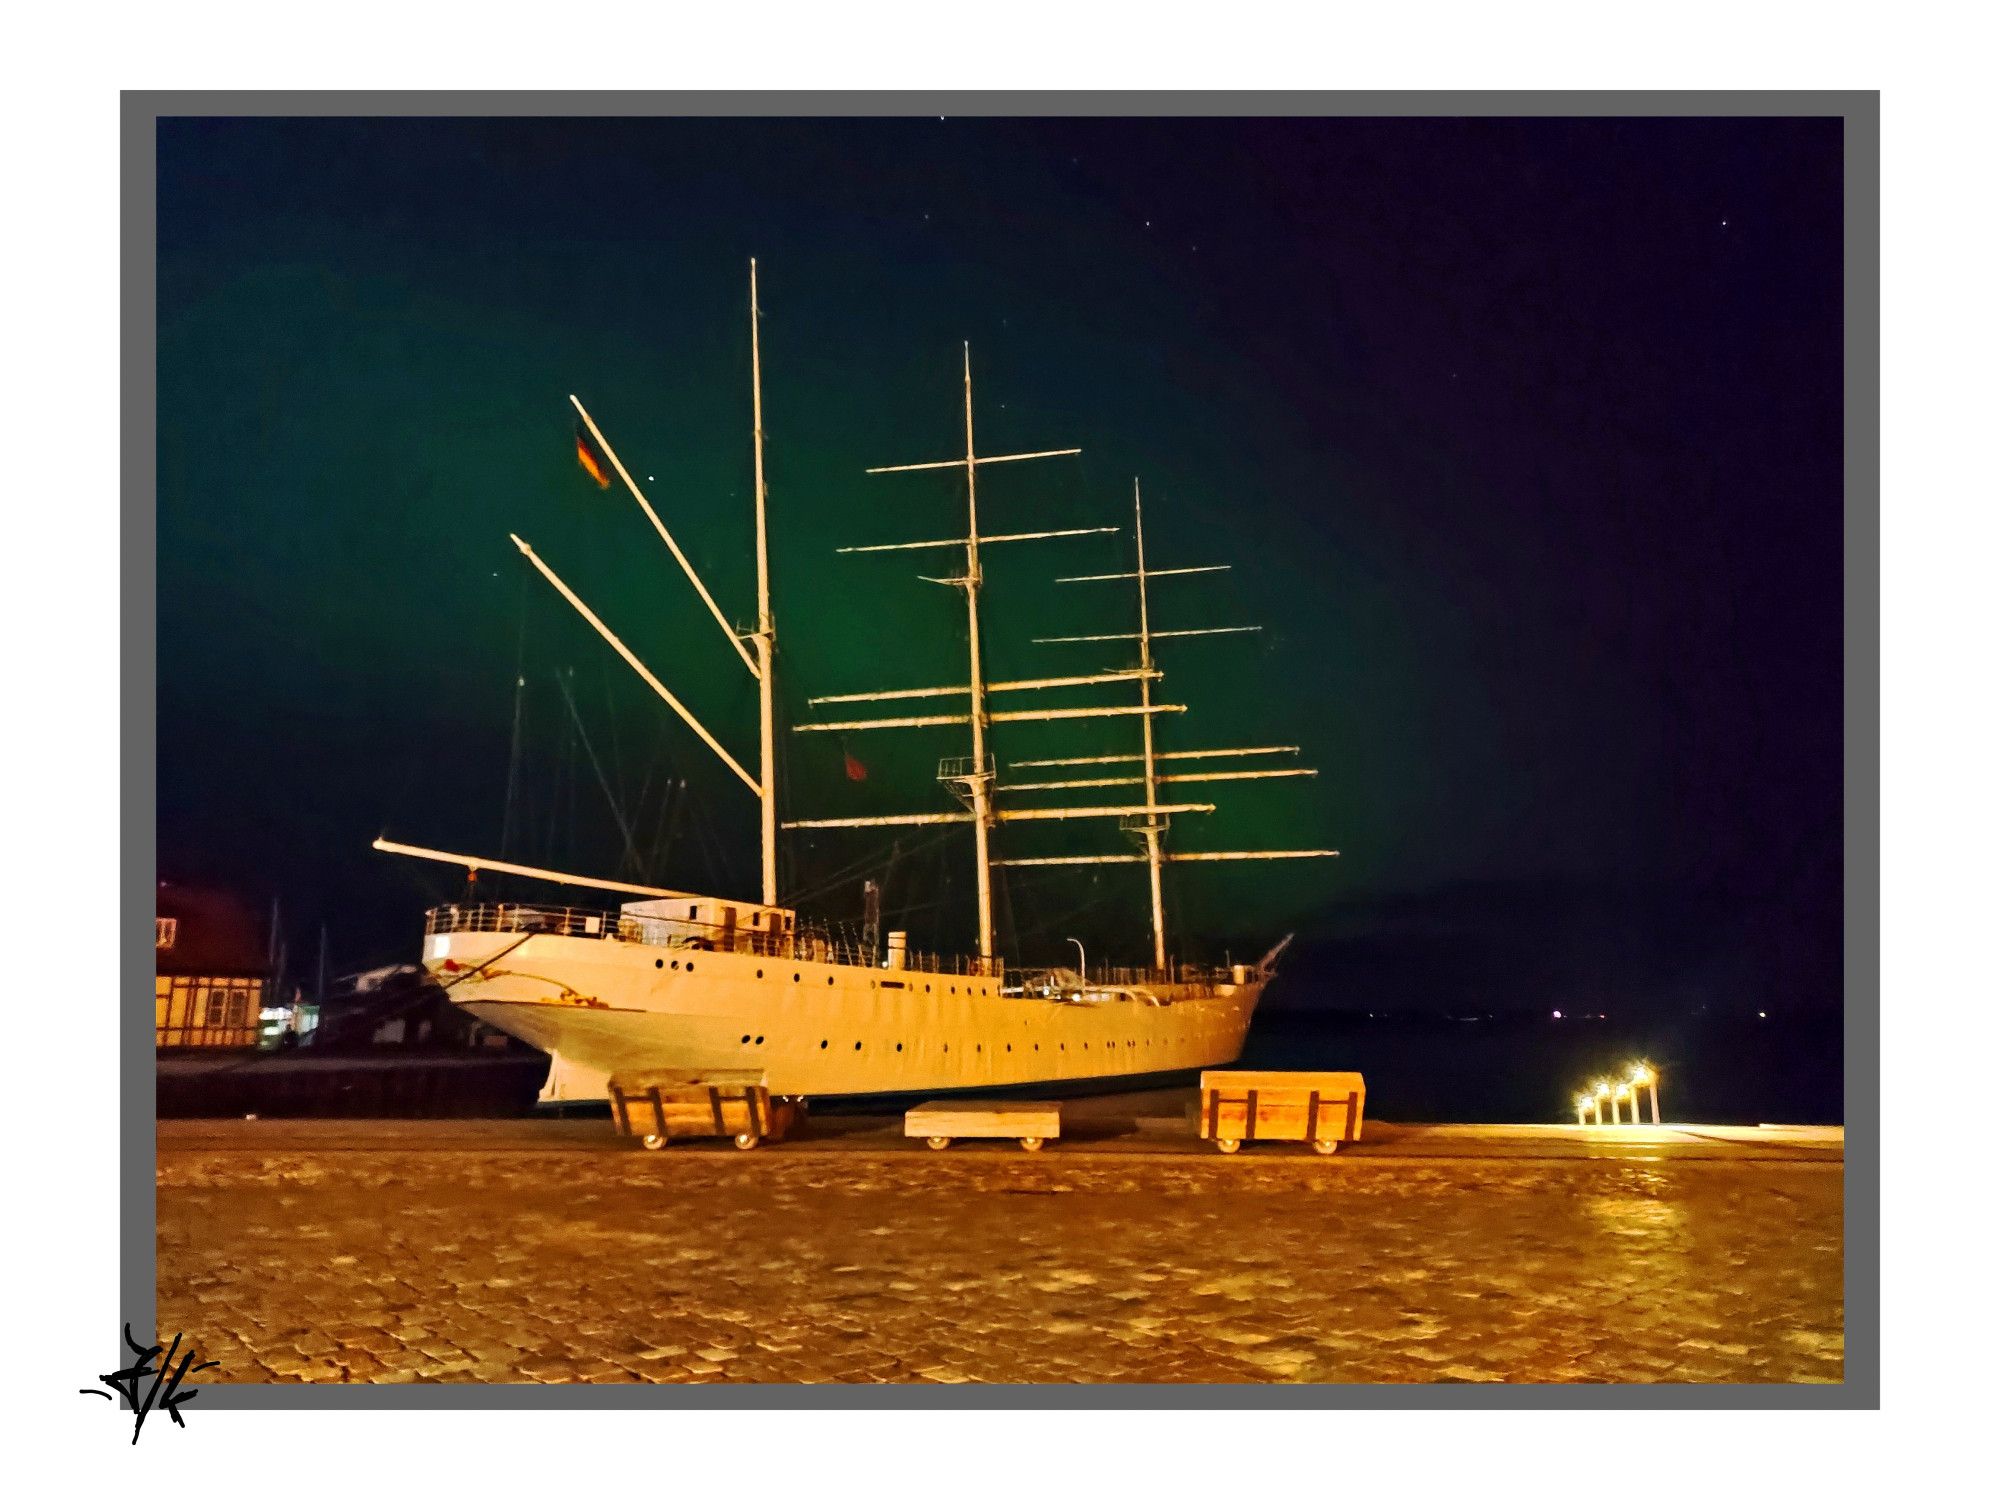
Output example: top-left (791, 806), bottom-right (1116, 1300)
top-left (156, 882), bottom-right (268, 1049)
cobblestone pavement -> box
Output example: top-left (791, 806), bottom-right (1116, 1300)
top-left (157, 1120), bottom-right (1842, 1385)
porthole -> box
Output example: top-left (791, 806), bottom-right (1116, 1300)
top-left (655, 959), bottom-right (663, 969)
top-left (949, 985), bottom-right (955, 994)
top-left (1006, 1043), bottom-right (1012, 1052)
top-left (755, 1036), bottom-right (765, 1045)
top-left (671, 960), bottom-right (679, 969)
top-left (819, 1039), bottom-right (828, 1049)
top-left (756, 969), bottom-right (764, 978)
top-left (828, 976), bottom-right (835, 986)
top-left (925, 984), bottom-right (931, 993)
top-left (943, 1044), bottom-right (949, 1053)
top-left (685, 963), bottom-right (694, 973)
top-left (793, 973), bottom-right (801, 982)
top-left (896, 1043), bottom-right (903, 1052)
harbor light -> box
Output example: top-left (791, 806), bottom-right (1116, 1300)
top-left (1574, 1063), bottom-right (1663, 1126)
top-left (1628, 1062), bottom-right (1661, 1124)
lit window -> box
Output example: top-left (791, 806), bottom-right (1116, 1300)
top-left (156, 917), bottom-right (177, 950)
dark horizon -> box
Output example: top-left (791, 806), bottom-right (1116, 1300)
top-left (156, 116), bottom-right (1843, 1019)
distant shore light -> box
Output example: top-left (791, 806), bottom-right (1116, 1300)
top-left (1551, 1009), bottom-right (1563, 1019)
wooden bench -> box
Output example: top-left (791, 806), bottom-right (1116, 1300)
top-left (1198, 1070), bottom-right (1366, 1155)
top-left (905, 1099), bottom-right (1060, 1152)
top-left (608, 1069), bottom-right (796, 1151)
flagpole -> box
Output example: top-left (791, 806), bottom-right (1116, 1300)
top-left (750, 259), bottom-right (779, 907)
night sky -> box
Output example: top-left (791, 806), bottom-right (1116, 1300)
top-left (156, 116), bottom-right (1843, 1016)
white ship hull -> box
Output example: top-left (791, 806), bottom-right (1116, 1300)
top-left (426, 926), bottom-right (1262, 1098)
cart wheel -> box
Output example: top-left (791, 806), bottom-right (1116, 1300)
top-left (926, 1136), bottom-right (951, 1151)
top-left (1312, 1138), bottom-right (1339, 1155)
top-left (1215, 1138), bottom-right (1241, 1154)
top-left (733, 1132), bottom-right (759, 1151)
top-left (1019, 1137), bottom-right (1045, 1152)
top-left (640, 1134), bottom-right (666, 1152)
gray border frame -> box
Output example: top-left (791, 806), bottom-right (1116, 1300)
top-left (126, 89), bottom-right (1878, 1410)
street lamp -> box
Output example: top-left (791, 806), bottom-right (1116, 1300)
top-left (1574, 1091), bottom-right (1593, 1126)
top-left (1629, 1062), bottom-right (1660, 1124)
top-left (1592, 1080), bottom-right (1611, 1125)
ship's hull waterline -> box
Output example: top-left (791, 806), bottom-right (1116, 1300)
top-left (428, 929), bottom-right (1261, 1098)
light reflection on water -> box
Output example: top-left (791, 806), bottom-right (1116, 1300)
top-left (1585, 1194), bottom-right (1685, 1236)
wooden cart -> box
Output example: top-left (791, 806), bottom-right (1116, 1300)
top-left (905, 1099), bottom-right (1060, 1151)
top-left (608, 1069), bottom-right (797, 1151)
top-left (1198, 1070), bottom-right (1366, 1155)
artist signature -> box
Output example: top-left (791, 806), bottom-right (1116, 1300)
top-left (81, 1324), bottom-right (218, 1443)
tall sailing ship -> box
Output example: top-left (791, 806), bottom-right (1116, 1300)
top-left (378, 264), bottom-right (1337, 1101)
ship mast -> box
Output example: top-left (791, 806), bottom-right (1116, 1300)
top-left (750, 260), bottom-right (778, 906)
top-left (1005, 481), bottom-right (1339, 968)
top-left (390, 277), bottom-right (1302, 946)
top-left (956, 347), bottom-right (999, 963)
top-left (467, 264), bottom-right (784, 909)
top-left (784, 355), bottom-right (1335, 973)
top-left (1133, 481), bottom-right (1168, 970)
top-left (822, 346), bottom-right (1092, 967)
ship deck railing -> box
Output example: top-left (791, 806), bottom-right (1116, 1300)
top-left (422, 904), bottom-right (1237, 992)
top-left (1005, 965), bottom-right (1231, 1001)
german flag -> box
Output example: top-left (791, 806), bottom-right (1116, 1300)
top-left (574, 422), bottom-right (613, 489)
